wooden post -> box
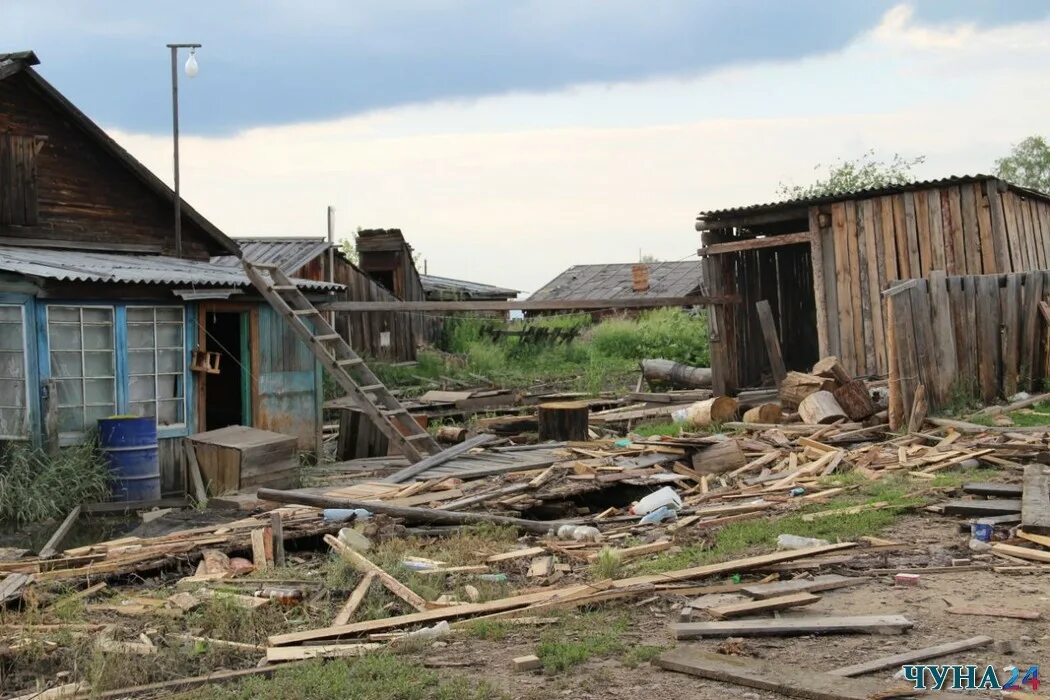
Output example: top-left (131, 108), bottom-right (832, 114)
top-left (44, 378), bottom-right (59, 457)
top-left (755, 300), bottom-right (787, 387)
top-left (808, 208), bottom-right (830, 357)
top-left (270, 512), bottom-right (286, 568)
top-left (537, 401), bottom-right (590, 442)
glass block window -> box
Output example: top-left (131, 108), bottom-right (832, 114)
top-left (127, 306), bottom-right (185, 427)
top-left (48, 306), bottom-right (116, 437)
top-left (0, 304), bottom-right (29, 439)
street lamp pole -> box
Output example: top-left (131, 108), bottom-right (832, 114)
top-left (167, 43), bottom-right (200, 258)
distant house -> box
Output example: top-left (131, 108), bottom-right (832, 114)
top-left (420, 274), bottom-right (518, 303)
top-left (528, 261), bottom-right (703, 317)
top-left (0, 51), bottom-right (336, 493)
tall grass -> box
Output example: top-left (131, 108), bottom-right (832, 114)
top-left (588, 308), bottom-right (709, 366)
top-left (0, 442), bottom-right (111, 524)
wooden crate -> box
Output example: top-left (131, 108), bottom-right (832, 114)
top-left (189, 426), bottom-right (298, 495)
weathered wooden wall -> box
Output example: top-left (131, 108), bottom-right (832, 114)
top-left (255, 304), bottom-right (319, 451)
top-left (0, 72), bottom-right (217, 257)
top-left (887, 270), bottom-right (1049, 428)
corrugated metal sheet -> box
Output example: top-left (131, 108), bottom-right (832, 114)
top-left (529, 261), bottom-right (702, 301)
top-left (698, 174), bottom-right (1050, 221)
top-left (420, 274), bottom-right (518, 299)
top-left (212, 238), bottom-right (333, 273)
top-left (0, 246), bottom-right (341, 290)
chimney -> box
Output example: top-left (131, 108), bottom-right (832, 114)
top-left (632, 264), bottom-right (650, 292)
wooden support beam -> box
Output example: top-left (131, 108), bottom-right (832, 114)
top-left (320, 295), bottom-right (733, 312)
top-left (697, 230), bottom-right (812, 257)
top-left (755, 300), bottom-right (786, 386)
top-left (826, 635), bottom-right (994, 677)
top-left (37, 506), bottom-right (81, 559)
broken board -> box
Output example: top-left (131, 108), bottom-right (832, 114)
top-left (1021, 465), bottom-right (1050, 535)
top-left (707, 592), bottom-right (821, 619)
top-left (740, 574), bottom-right (860, 600)
top-left (826, 635), bottom-right (994, 677)
top-left (942, 499), bottom-right (1022, 517)
top-left (670, 614), bottom-right (912, 639)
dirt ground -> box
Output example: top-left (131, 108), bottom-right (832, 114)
top-left (417, 515), bottom-right (1049, 699)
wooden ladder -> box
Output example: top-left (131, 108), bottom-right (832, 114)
top-left (243, 261), bottom-right (442, 462)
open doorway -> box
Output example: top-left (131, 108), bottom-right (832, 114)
top-left (204, 311), bottom-right (248, 430)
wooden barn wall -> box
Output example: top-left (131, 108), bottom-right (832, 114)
top-left (886, 270), bottom-right (1050, 429)
top-left (255, 304), bottom-right (319, 451)
top-left (812, 182), bottom-right (1050, 378)
top-left (0, 73), bottom-right (215, 258)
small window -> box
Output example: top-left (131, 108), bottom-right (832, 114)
top-left (0, 134), bottom-right (40, 225)
top-left (0, 304), bottom-right (29, 439)
top-left (47, 305), bottom-right (116, 438)
top-left (127, 306), bottom-right (186, 427)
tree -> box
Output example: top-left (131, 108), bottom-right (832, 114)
top-left (995, 136), bottom-right (1050, 194)
top-left (639, 253), bottom-right (659, 263)
top-left (776, 150), bottom-right (926, 201)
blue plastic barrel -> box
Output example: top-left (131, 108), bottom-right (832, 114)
top-left (97, 416), bottom-right (160, 502)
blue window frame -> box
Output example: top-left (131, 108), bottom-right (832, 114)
top-left (0, 301), bottom-right (32, 439)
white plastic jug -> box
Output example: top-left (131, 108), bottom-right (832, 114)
top-left (631, 486), bottom-right (682, 515)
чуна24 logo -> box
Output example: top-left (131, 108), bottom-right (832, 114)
top-left (902, 664), bottom-right (1038, 692)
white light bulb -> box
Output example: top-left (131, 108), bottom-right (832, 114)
top-left (184, 51), bottom-right (199, 78)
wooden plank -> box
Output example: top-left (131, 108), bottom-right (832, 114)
top-left (185, 441), bottom-right (208, 502)
top-left (382, 434), bottom-right (498, 484)
top-left (265, 643), bottom-right (381, 662)
top-left (845, 202), bottom-right (866, 374)
top-left (755, 300), bottom-right (786, 387)
top-left (37, 505), bottom-right (81, 559)
top-left (983, 180), bottom-right (1010, 272)
top-left (975, 183), bottom-right (997, 272)
top-left (942, 499), bottom-right (1021, 516)
top-left (869, 199), bottom-right (888, 373)
top-left (926, 271), bottom-right (957, 406)
top-left (885, 296), bottom-right (903, 430)
top-left (697, 230), bottom-right (812, 256)
top-left (1021, 465), bottom-right (1050, 535)
top-left (976, 275), bottom-right (1001, 403)
top-left (878, 196), bottom-right (898, 282)
top-left (991, 542), bottom-right (1050, 563)
top-left (827, 636), bottom-right (993, 677)
top-left (270, 512), bottom-right (285, 568)
top-left (670, 614), bottom-right (913, 639)
top-left (585, 540), bottom-right (671, 563)
top-left (913, 191), bottom-right (932, 274)
top-left (1028, 199), bottom-right (1046, 269)
top-left (858, 199), bottom-right (879, 373)
top-left (486, 547), bottom-right (548, 563)
top-left (959, 184), bottom-right (982, 274)
top-left (831, 202), bottom-right (855, 373)
top-left (332, 571), bottom-right (375, 626)
top-left (909, 282), bottom-right (937, 407)
top-left (808, 208), bottom-right (830, 357)
top-left (945, 186), bottom-right (965, 274)
top-left (927, 189), bottom-right (947, 271)
top-left (1020, 272), bottom-right (1043, 389)
top-left (1020, 196), bottom-right (1039, 269)
top-left (707, 591), bottom-right (820, 619)
top-left (1002, 273), bottom-right (1021, 397)
top-left (947, 277), bottom-right (972, 382)
top-left (947, 604), bottom-right (1040, 620)
top-left (890, 292), bottom-right (919, 422)
top-left (1002, 190), bottom-right (1025, 270)
top-left (963, 482), bottom-right (1023, 497)
top-left (321, 295), bottom-right (730, 312)
top-left (894, 193), bottom-right (917, 278)
top-left (656, 648), bottom-right (971, 700)
top-left (324, 534), bottom-right (428, 612)
top-left (820, 212), bottom-right (841, 357)
top-left (741, 574), bottom-right (861, 599)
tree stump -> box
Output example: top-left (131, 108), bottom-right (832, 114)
top-left (833, 379), bottom-right (875, 420)
top-left (691, 439), bottom-right (746, 475)
top-left (435, 426), bottom-right (467, 444)
top-left (742, 403), bottom-right (783, 424)
top-left (797, 391), bottom-right (847, 424)
top-left (538, 401), bottom-right (591, 441)
top-left (780, 372), bottom-right (836, 409)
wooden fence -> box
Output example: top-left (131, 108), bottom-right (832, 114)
top-left (885, 269), bottom-right (1049, 429)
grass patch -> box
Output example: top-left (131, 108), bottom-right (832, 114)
top-left (590, 547), bottom-right (622, 580)
top-left (622, 644), bottom-right (666, 667)
top-left (0, 441), bottom-right (111, 524)
top-left (536, 612), bottom-right (629, 673)
top-left (173, 654), bottom-right (505, 700)
top-left (462, 619), bottom-right (511, 641)
top-left (631, 422), bottom-right (682, 437)
top-left (1000, 401), bottom-right (1050, 427)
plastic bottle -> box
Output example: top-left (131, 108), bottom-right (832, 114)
top-left (630, 486), bottom-right (682, 516)
top-left (255, 587), bottom-right (304, 606)
top-left (639, 505), bottom-right (679, 525)
top-left (323, 508), bottom-right (371, 523)
top-left (776, 534), bottom-right (830, 550)
top-left (788, 487), bottom-right (806, 497)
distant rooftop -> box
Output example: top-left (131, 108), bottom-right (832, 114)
top-left (211, 237), bottom-right (335, 273)
top-left (420, 274), bottom-right (518, 300)
top-left (529, 261), bottom-right (702, 301)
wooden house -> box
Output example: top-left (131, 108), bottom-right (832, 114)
top-left (528, 261), bottom-right (703, 318)
top-left (0, 51), bottom-right (335, 494)
top-left (697, 175), bottom-right (1050, 395)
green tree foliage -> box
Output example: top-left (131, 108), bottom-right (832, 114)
top-left (995, 135), bottom-right (1050, 194)
top-left (777, 150), bottom-right (926, 200)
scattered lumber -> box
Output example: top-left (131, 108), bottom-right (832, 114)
top-left (264, 643), bottom-right (381, 662)
top-left (670, 614), bottom-right (912, 639)
top-left (324, 535), bottom-right (428, 612)
top-left (37, 506), bottom-right (81, 559)
top-left (989, 543), bottom-right (1050, 564)
top-left (1021, 465), bottom-right (1050, 535)
top-left (740, 574), bottom-right (860, 600)
top-left (707, 591), bottom-right (820, 619)
top-left (826, 635), bottom-right (994, 677)
top-left (333, 571), bottom-right (375, 626)
top-left (656, 648), bottom-right (970, 700)
top-left (640, 359), bottom-right (711, 389)
top-left (382, 434), bottom-right (499, 484)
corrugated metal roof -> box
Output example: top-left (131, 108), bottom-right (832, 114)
top-left (211, 238), bottom-right (333, 273)
top-left (420, 274), bottom-right (518, 299)
top-left (698, 174), bottom-right (1050, 222)
top-left (529, 261), bottom-right (702, 301)
top-left (0, 246), bottom-right (341, 290)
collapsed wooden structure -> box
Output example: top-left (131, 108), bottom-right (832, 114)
top-left (698, 176), bottom-right (1050, 397)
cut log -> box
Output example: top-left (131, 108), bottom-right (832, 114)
top-left (537, 401), bottom-right (590, 442)
top-left (434, 426), bottom-right (467, 444)
top-left (641, 359), bottom-right (711, 389)
top-left (832, 380), bottom-right (875, 421)
top-left (742, 403), bottom-right (782, 424)
top-left (907, 383), bottom-right (928, 433)
top-left (691, 439), bottom-right (746, 475)
top-left (779, 372), bottom-right (835, 409)
top-left (797, 391), bottom-right (847, 425)
top-left (811, 356), bottom-right (852, 385)
top-left (677, 396), bottom-right (738, 427)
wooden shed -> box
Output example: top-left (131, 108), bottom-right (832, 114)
top-left (697, 175), bottom-right (1050, 394)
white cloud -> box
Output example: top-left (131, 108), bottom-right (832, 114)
top-left (108, 5), bottom-right (1050, 294)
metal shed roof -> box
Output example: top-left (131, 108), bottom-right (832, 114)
top-left (420, 274), bottom-right (518, 299)
top-left (529, 261), bottom-right (702, 301)
top-left (0, 246), bottom-right (341, 290)
top-left (211, 238), bottom-right (334, 273)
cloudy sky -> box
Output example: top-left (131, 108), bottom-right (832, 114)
top-left (4, 1), bottom-right (1049, 293)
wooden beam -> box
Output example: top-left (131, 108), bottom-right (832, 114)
top-left (826, 636), bottom-right (994, 677)
top-left (37, 505), bottom-right (81, 559)
top-left (755, 300), bottom-right (787, 387)
top-left (697, 231), bottom-right (812, 257)
top-left (319, 295), bottom-right (732, 312)
top-left (382, 433), bottom-right (498, 484)
top-left (670, 615), bottom-right (912, 639)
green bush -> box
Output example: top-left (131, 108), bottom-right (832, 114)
top-left (0, 441), bottom-right (111, 524)
top-left (588, 308), bottom-right (708, 366)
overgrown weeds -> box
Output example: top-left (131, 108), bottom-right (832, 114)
top-left (0, 441), bottom-right (111, 524)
